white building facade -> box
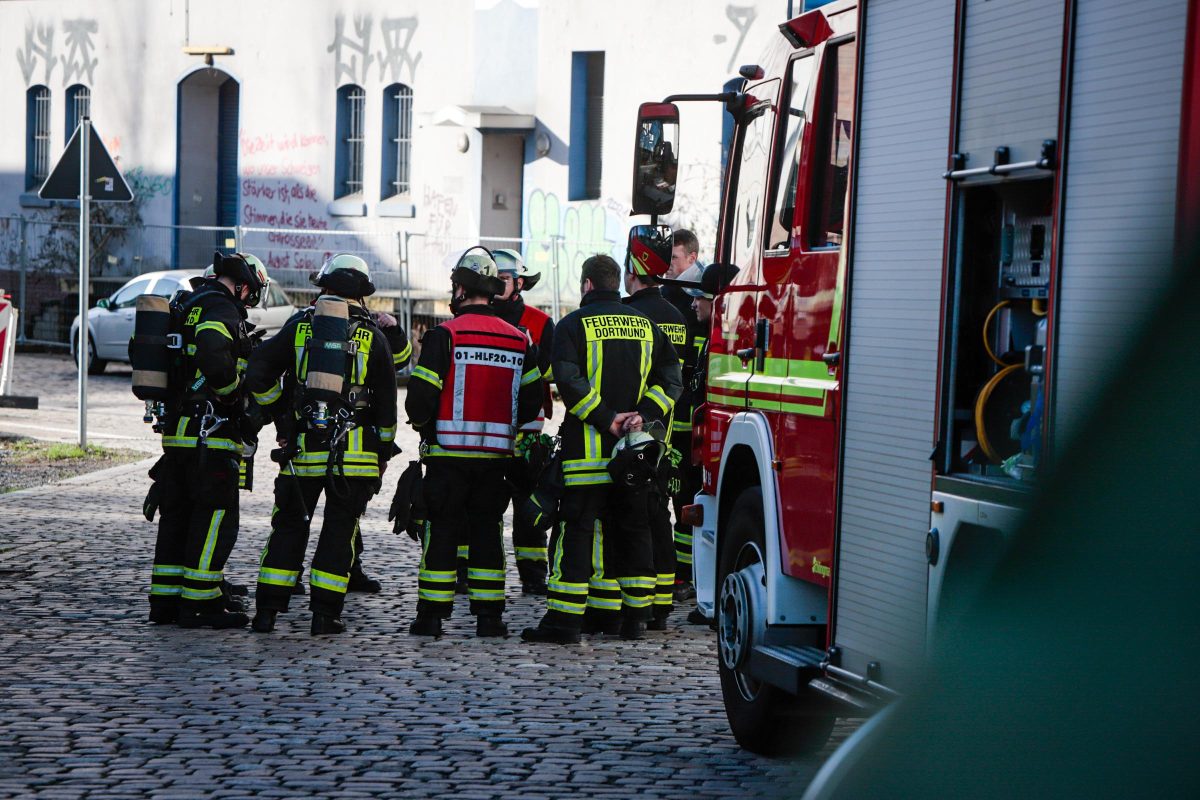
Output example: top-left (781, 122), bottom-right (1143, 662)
top-left (0, 0), bottom-right (796, 322)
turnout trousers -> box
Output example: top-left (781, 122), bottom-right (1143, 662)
top-left (649, 482), bottom-right (676, 618)
top-left (255, 474), bottom-right (376, 617)
top-left (547, 484), bottom-right (656, 631)
top-left (670, 431), bottom-right (700, 581)
top-left (148, 449), bottom-right (241, 615)
top-left (417, 459), bottom-right (510, 619)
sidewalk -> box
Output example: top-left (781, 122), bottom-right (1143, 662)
top-left (0, 455), bottom-right (847, 798)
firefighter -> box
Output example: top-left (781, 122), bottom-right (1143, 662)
top-left (612, 225), bottom-right (690, 632)
top-left (146, 251), bottom-right (269, 629)
top-left (245, 254), bottom-right (398, 636)
top-left (288, 308), bottom-right (411, 597)
top-left (677, 261), bottom-right (741, 625)
top-left (663, 228), bottom-right (706, 603)
top-left (406, 247), bottom-right (543, 638)
top-left (521, 254), bottom-right (682, 645)
top-left (492, 247), bottom-right (556, 595)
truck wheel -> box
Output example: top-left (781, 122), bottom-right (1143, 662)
top-left (717, 486), bottom-right (835, 756)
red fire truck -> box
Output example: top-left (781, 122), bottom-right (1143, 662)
top-left (631, 0), bottom-right (1198, 755)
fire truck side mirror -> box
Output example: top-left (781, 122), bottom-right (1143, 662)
top-left (631, 102), bottom-right (680, 216)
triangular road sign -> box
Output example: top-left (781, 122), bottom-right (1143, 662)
top-left (38, 120), bottom-right (134, 202)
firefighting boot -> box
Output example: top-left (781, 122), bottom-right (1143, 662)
top-left (517, 560), bottom-right (548, 596)
top-left (148, 605), bottom-right (178, 625)
top-left (222, 578), bottom-right (249, 597)
top-left (250, 609), bottom-right (278, 633)
top-left (408, 614), bottom-right (444, 637)
top-left (647, 608), bottom-right (671, 631)
top-left (520, 624), bottom-right (581, 646)
top-left (347, 563), bottom-right (382, 594)
top-left (476, 615), bottom-right (509, 638)
top-left (672, 580), bottom-right (696, 603)
top-left (620, 616), bottom-right (646, 641)
top-left (177, 607), bottom-right (250, 629)
top-left (221, 583), bottom-right (247, 613)
top-left (581, 609), bottom-right (621, 636)
top-left (310, 613), bottom-right (346, 636)
top-left (687, 608), bottom-right (714, 627)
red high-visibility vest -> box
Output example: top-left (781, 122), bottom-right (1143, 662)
top-left (435, 313), bottom-right (528, 454)
top-left (518, 303), bottom-right (553, 431)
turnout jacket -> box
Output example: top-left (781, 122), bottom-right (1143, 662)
top-left (662, 283), bottom-right (707, 434)
top-left (162, 278), bottom-right (252, 456)
top-left (623, 286), bottom-right (688, 436)
top-left (244, 299), bottom-right (398, 479)
top-left (406, 305), bottom-right (543, 459)
top-left (553, 289), bottom-right (683, 487)
top-left (496, 294), bottom-right (557, 427)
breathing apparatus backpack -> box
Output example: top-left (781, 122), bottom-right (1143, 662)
top-left (129, 286), bottom-right (214, 431)
top-left (298, 295), bottom-right (358, 429)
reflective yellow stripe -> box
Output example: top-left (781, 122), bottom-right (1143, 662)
top-left (152, 564), bottom-right (184, 577)
top-left (195, 321), bottom-right (233, 340)
top-left (547, 598), bottom-right (586, 614)
top-left (198, 510), bottom-right (224, 572)
top-left (521, 367), bottom-right (542, 386)
top-left (181, 586), bottom-right (223, 601)
top-left (378, 425), bottom-right (396, 443)
top-left (419, 569), bottom-right (456, 581)
top-left (467, 568), bottom-right (506, 581)
top-left (568, 389), bottom-right (602, 418)
top-left (253, 381), bottom-right (283, 406)
top-left (419, 589), bottom-right (455, 601)
top-left (643, 385), bottom-right (672, 415)
top-left (393, 341), bottom-right (413, 365)
top-left (469, 589), bottom-right (505, 601)
top-left (183, 567), bottom-right (223, 582)
top-left (310, 569), bottom-right (349, 593)
top-left (586, 597), bottom-right (622, 610)
top-left (213, 376), bottom-right (240, 396)
top-left (546, 580), bottom-right (589, 595)
top-left (258, 567), bottom-right (299, 587)
top-left (412, 366), bottom-right (442, 389)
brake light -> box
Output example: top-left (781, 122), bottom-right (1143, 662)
top-left (680, 504), bottom-right (704, 527)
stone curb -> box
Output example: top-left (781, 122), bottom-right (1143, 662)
top-left (0, 454), bottom-right (157, 503)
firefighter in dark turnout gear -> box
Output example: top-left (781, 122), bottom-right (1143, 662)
top-left (286, 309), bottom-right (411, 598)
top-left (406, 247), bottom-right (543, 638)
top-left (618, 226), bottom-right (690, 631)
top-left (147, 252), bottom-right (269, 629)
top-left (665, 229), bottom-right (706, 600)
top-left (245, 254), bottom-right (398, 636)
top-left (521, 254), bottom-right (682, 645)
top-left (492, 248), bottom-right (556, 595)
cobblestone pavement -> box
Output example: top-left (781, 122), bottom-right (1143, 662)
top-left (0, 353), bottom-right (853, 798)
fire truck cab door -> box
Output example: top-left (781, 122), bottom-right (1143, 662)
top-left (708, 78), bottom-right (782, 411)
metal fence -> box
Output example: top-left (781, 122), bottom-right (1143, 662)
top-left (0, 213), bottom-right (620, 349)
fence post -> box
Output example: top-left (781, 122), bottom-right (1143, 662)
top-left (17, 217), bottom-right (28, 342)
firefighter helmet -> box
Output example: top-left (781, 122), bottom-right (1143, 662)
top-left (451, 246), bottom-right (506, 297)
top-left (607, 430), bottom-right (667, 487)
top-left (624, 224), bottom-right (673, 279)
top-left (213, 251), bottom-right (270, 307)
top-left (493, 248), bottom-right (543, 291)
top-left (311, 253), bottom-right (376, 298)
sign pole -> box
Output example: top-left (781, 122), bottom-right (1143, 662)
top-left (78, 118), bottom-right (90, 449)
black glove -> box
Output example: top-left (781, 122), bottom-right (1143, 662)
top-left (241, 401), bottom-right (266, 440)
top-left (388, 460), bottom-right (424, 540)
top-left (142, 482), bottom-right (162, 522)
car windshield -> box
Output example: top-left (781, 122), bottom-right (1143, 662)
top-left (110, 278), bottom-right (151, 308)
top-left (152, 276), bottom-right (188, 297)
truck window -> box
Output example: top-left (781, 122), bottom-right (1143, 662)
top-left (728, 79), bottom-right (780, 272)
top-left (808, 40), bottom-right (857, 249)
top-left (766, 55), bottom-right (816, 252)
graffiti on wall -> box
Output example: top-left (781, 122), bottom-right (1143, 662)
top-left (239, 131), bottom-right (332, 272)
top-left (16, 18), bottom-right (99, 86)
top-left (424, 185), bottom-right (459, 240)
top-left (523, 189), bottom-right (623, 305)
top-left (328, 14), bottom-right (422, 86)
top-left (125, 167), bottom-right (173, 200)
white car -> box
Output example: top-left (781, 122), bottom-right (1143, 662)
top-left (70, 269), bottom-right (297, 374)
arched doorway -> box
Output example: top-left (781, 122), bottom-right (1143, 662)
top-left (175, 68), bottom-right (239, 267)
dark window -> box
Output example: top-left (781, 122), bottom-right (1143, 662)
top-left (335, 84), bottom-right (366, 198)
top-left (808, 40), bottom-right (857, 248)
top-left (26, 85), bottom-right (51, 190)
top-left (65, 84), bottom-right (90, 140)
top-left (766, 55), bottom-right (816, 251)
top-left (569, 52), bottom-right (605, 200)
top-left (381, 83), bottom-right (413, 200)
